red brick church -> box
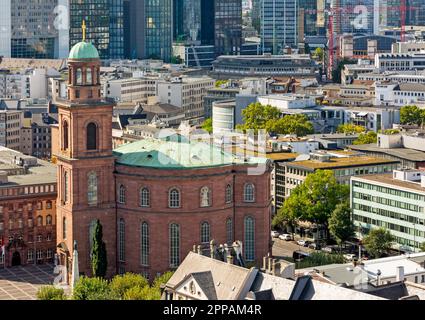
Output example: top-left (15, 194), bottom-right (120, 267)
top-left (53, 41), bottom-right (272, 280)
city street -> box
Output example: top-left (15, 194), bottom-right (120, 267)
top-left (272, 237), bottom-right (314, 260)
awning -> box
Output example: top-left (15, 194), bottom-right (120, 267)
top-left (356, 112), bottom-right (368, 117)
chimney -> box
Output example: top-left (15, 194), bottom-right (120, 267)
top-left (197, 245), bottom-right (202, 255)
top-left (227, 255), bottom-right (234, 264)
top-left (396, 266), bottom-right (405, 282)
top-left (271, 259), bottom-right (277, 275)
top-left (263, 256), bottom-right (267, 271)
top-left (193, 245), bottom-right (197, 253)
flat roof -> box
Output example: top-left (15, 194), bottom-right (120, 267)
top-left (352, 173), bottom-right (425, 193)
top-left (287, 156), bottom-right (399, 170)
top-left (349, 144), bottom-right (425, 162)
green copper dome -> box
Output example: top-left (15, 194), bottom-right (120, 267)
top-left (68, 41), bottom-right (99, 60)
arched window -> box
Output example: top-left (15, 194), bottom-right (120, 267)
top-left (140, 222), bottom-right (149, 266)
top-left (86, 122), bottom-right (97, 150)
top-left (169, 223), bottom-right (180, 268)
top-left (200, 222), bottom-right (210, 244)
top-left (225, 184), bottom-right (232, 203)
top-left (169, 188), bottom-right (180, 208)
top-left (89, 220), bottom-right (97, 257)
top-left (244, 183), bottom-right (255, 202)
top-left (63, 171), bottom-right (69, 203)
top-left (76, 68), bottom-right (82, 85)
top-left (200, 187), bottom-right (211, 207)
top-left (118, 185), bottom-right (126, 204)
top-left (140, 187), bottom-right (150, 207)
top-left (86, 68), bottom-right (92, 84)
top-left (87, 172), bottom-right (98, 205)
top-left (244, 216), bottom-right (255, 261)
top-left (63, 120), bottom-right (69, 150)
top-left (37, 215), bottom-right (43, 226)
top-left (226, 218), bottom-right (233, 245)
top-left (119, 218), bottom-right (125, 262)
top-left (93, 67), bottom-right (98, 84)
top-left (63, 217), bottom-right (67, 239)
top-left (46, 215), bottom-right (52, 226)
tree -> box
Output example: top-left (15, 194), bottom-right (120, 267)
top-left (272, 188), bottom-right (302, 235)
top-left (215, 80), bottom-right (229, 88)
top-left (362, 228), bottom-right (395, 258)
top-left (328, 202), bottom-right (355, 252)
top-left (400, 105), bottom-right (425, 126)
top-left (237, 102), bottom-right (280, 132)
top-left (110, 273), bottom-right (149, 299)
top-left (91, 219), bottom-right (107, 278)
top-left (37, 286), bottom-right (67, 300)
top-left (272, 170), bottom-right (349, 237)
top-left (313, 47), bottom-right (324, 61)
top-left (353, 131), bottom-right (377, 145)
top-left (419, 242), bottom-right (425, 252)
top-left (123, 286), bottom-right (161, 300)
top-left (266, 114), bottom-right (314, 136)
top-left (337, 123), bottom-right (366, 134)
top-left (201, 118), bottom-right (213, 134)
top-left (72, 277), bottom-right (116, 300)
top-left (170, 56), bottom-right (182, 64)
top-left (152, 271), bottom-right (174, 290)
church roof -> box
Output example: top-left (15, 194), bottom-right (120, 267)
top-left (113, 138), bottom-right (268, 169)
top-left (69, 41), bottom-right (99, 60)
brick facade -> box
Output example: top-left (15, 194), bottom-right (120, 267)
top-left (54, 48), bottom-right (272, 280)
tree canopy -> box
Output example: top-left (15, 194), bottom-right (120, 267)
top-left (201, 118), bottom-right (213, 134)
top-left (328, 201), bottom-right (355, 248)
top-left (237, 102), bottom-right (314, 136)
top-left (400, 105), bottom-right (425, 126)
top-left (362, 228), bottom-right (395, 258)
top-left (353, 131), bottom-right (377, 145)
top-left (273, 170), bottom-right (349, 230)
top-left (336, 123), bottom-right (366, 134)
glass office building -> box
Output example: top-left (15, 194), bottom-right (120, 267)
top-left (214, 0), bottom-right (242, 56)
top-left (145, 0), bottom-right (173, 61)
top-left (261, 0), bottom-right (298, 54)
top-left (69, 0), bottom-right (124, 60)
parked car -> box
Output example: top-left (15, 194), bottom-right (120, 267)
top-left (279, 234), bottom-right (293, 241)
top-left (321, 246), bottom-right (336, 254)
top-left (309, 242), bottom-right (321, 250)
top-left (343, 254), bottom-right (356, 261)
top-left (293, 250), bottom-right (310, 261)
top-left (271, 230), bottom-right (280, 238)
top-left (297, 240), bottom-right (310, 247)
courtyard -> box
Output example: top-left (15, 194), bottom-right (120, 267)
top-left (0, 264), bottom-right (55, 300)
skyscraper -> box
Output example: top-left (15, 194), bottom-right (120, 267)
top-left (261, 0), bottom-right (298, 54)
top-left (214, 0), bottom-right (242, 56)
top-left (69, 0), bottom-right (124, 60)
top-left (0, 0), bottom-right (58, 58)
top-left (331, 0), bottom-right (375, 35)
top-left (127, 0), bottom-right (173, 62)
top-left (173, 0), bottom-right (215, 45)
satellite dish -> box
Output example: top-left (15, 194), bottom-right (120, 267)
top-left (294, 154), bottom-right (310, 161)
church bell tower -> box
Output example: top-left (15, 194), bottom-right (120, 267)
top-left (54, 23), bottom-right (117, 278)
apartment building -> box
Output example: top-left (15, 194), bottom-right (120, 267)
top-left (0, 147), bottom-right (57, 267)
top-left (375, 53), bottom-right (425, 73)
top-left (375, 82), bottom-right (425, 107)
top-left (104, 77), bottom-right (158, 103)
top-left (157, 76), bottom-right (215, 124)
top-left (0, 110), bottom-right (22, 152)
top-left (351, 169), bottom-right (425, 253)
top-left (283, 151), bottom-right (400, 197)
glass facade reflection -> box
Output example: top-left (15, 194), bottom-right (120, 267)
top-left (214, 0), bottom-right (242, 56)
top-left (70, 0), bottom-right (124, 60)
top-left (145, 0), bottom-right (172, 61)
